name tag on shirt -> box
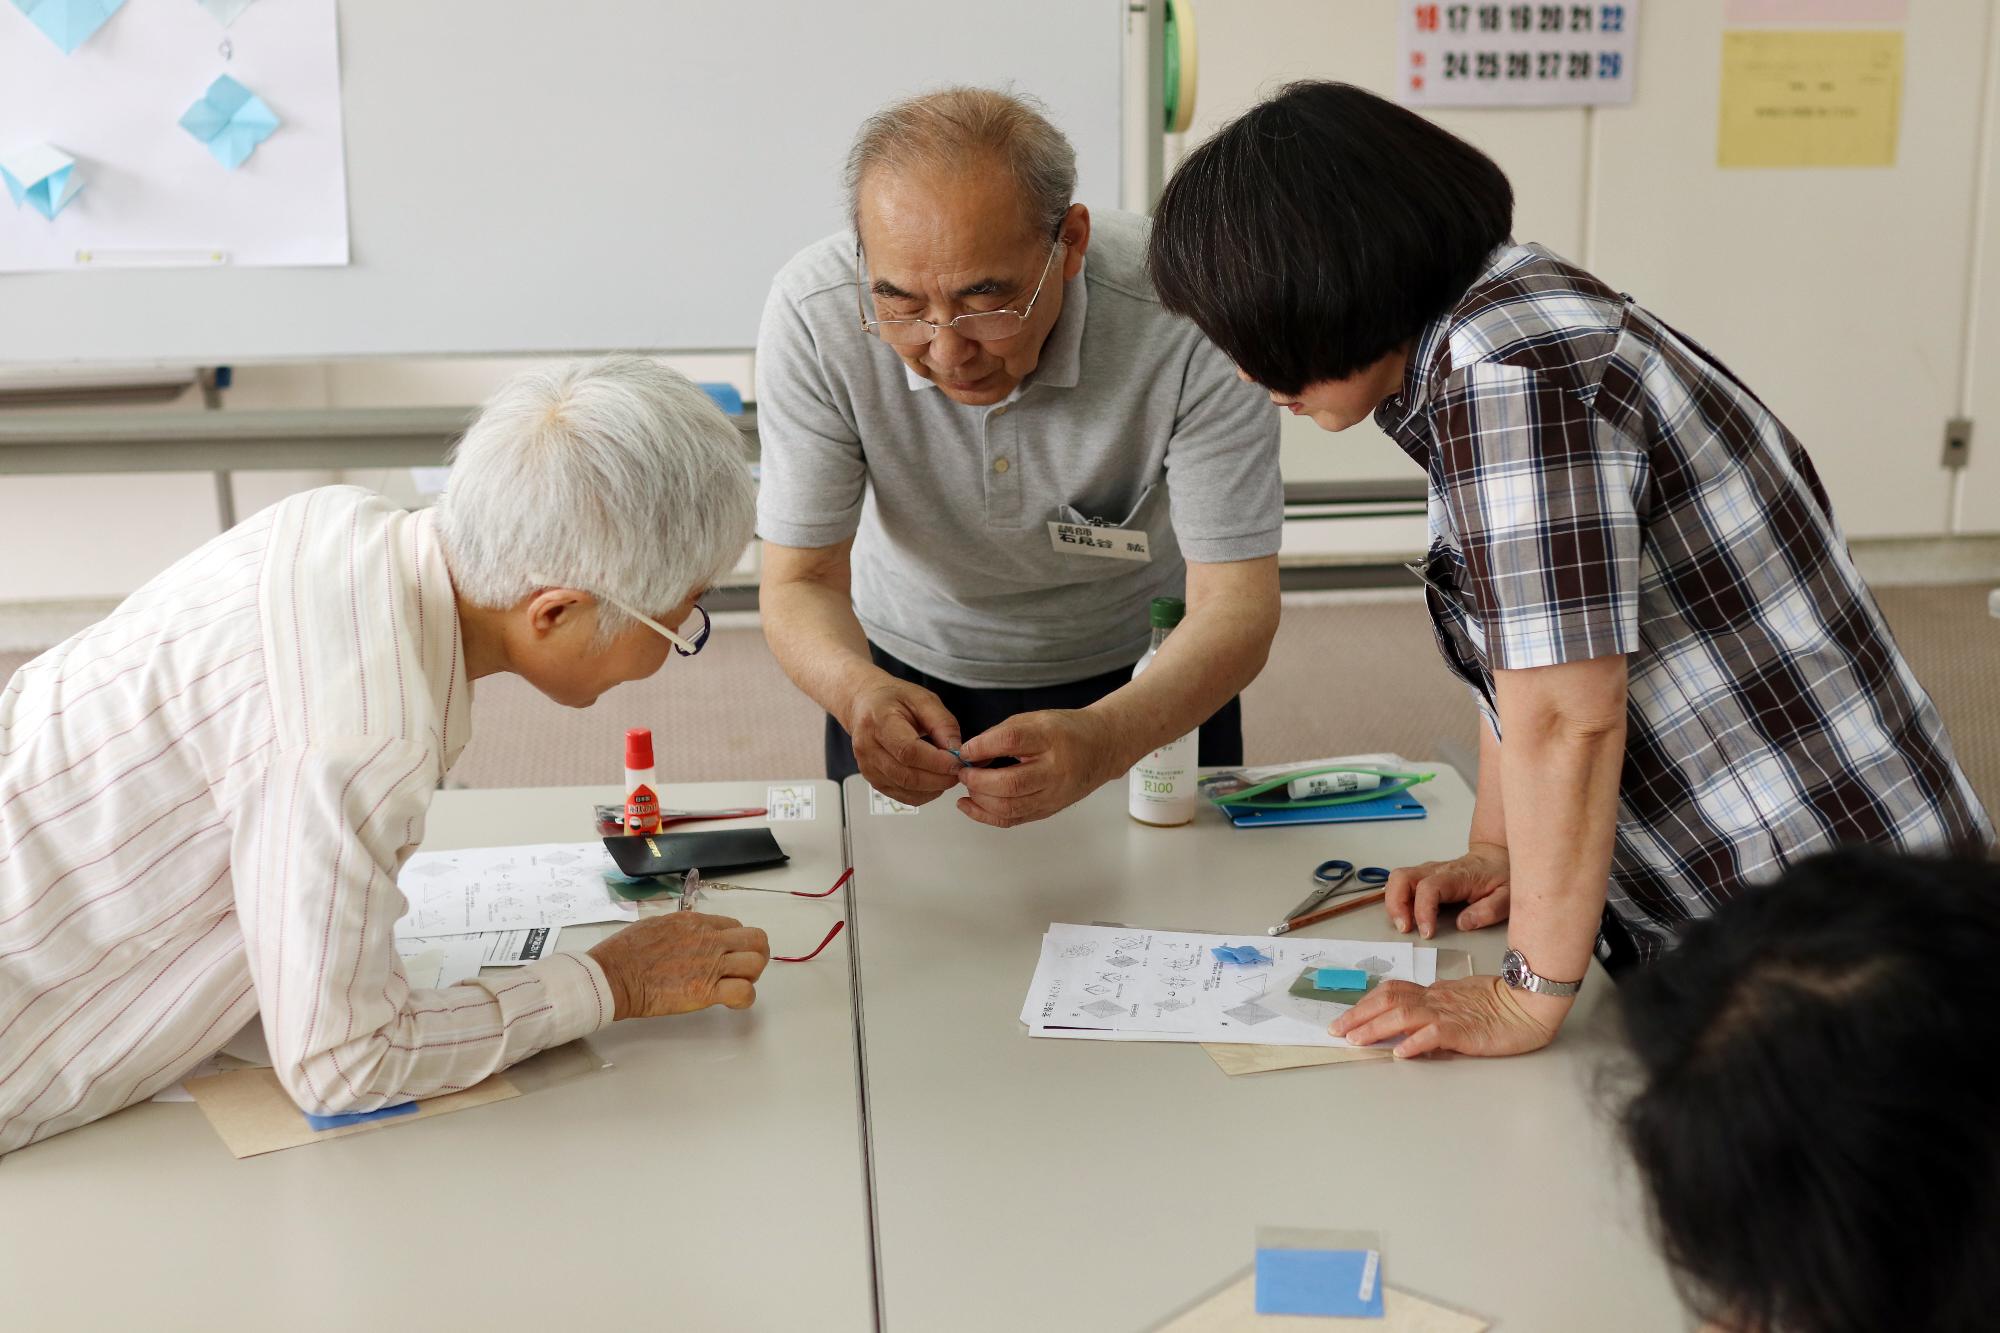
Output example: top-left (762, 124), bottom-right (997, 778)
top-left (1047, 520), bottom-right (1152, 563)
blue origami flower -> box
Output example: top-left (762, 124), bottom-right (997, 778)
top-left (179, 74), bottom-right (280, 170)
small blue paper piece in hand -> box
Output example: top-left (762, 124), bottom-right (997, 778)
top-left (1255, 1247), bottom-right (1385, 1318)
top-left (1314, 967), bottom-right (1371, 991)
top-left (1211, 944), bottom-right (1273, 966)
top-left (303, 1100), bottom-right (420, 1132)
top-left (179, 74), bottom-right (281, 169)
top-left (10, 0), bottom-right (126, 54)
top-left (0, 144), bottom-right (83, 220)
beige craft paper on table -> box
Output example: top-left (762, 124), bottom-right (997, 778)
top-left (1718, 29), bottom-right (1904, 168)
top-left (186, 1039), bottom-right (606, 1158)
top-left (1203, 951), bottom-right (1474, 1077)
top-left (1152, 1270), bottom-right (1489, 1333)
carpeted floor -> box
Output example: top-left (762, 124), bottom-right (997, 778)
top-left (7, 585), bottom-right (1996, 816)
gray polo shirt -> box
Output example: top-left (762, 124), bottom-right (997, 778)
top-left (754, 207), bottom-right (1283, 689)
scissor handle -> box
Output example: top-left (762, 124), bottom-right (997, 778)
top-left (1356, 866), bottom-right (1391, 888)
top-left (1312, 859), bottom-right (1354, 885)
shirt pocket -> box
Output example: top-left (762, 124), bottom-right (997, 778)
top-left (1043, 483), bottom-right (1168, 583)
top-left (1056, 480), bottom-right (1164, 532)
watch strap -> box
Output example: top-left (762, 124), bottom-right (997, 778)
top-left (1503, 947), bottom-right (1583, 999)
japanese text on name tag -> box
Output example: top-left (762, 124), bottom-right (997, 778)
top-left (1047, 521), bottom-right (1152, 563)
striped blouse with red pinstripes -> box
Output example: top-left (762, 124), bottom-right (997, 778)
top-left (0, 486), bottom-right (612, 1155)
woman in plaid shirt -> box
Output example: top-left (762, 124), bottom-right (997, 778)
top-left (1148, 81), bottom-right (1990, 1059)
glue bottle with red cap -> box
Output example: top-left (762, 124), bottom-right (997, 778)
top-left (623, 728), bottom-right (662, 834)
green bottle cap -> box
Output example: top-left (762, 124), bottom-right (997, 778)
top-left (1149, 596), bottom-right (1186, 630)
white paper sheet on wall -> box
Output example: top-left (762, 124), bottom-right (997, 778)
top-left (0, 0), bottom-right (348, 271)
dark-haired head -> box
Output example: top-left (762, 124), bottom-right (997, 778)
top-left (1619, 847), bottom-right (2000, 1333)
top-left (1146, 81), bottom-right (1513, 396)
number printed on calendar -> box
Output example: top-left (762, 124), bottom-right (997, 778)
top-left (1400, 2), bottom-right (1638, 108)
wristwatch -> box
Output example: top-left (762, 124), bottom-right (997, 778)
top-left (1500, 948), bottom-right (1584, 999)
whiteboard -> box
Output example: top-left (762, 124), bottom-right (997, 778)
top-left (0, 0), bottom-right (350, 271)
top-left (0, 0), bottom-right (1127, 366)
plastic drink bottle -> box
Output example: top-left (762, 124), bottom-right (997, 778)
top-left (1127, 597), bottom-right (1197, 827)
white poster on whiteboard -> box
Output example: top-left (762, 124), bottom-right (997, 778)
top-left (1398, 2), bottom-right (1638, 108)
top-left (0, 0), bottom-right (348, 272)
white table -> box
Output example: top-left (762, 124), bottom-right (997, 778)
top-left (844, 769), bottom-right (1686, 1333)
top-left (0, 780), bottom-right (874, 1333)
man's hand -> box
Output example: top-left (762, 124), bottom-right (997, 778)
top-left (1383, 841), bottom-right (1511, 939)
top-left (844, 679), bottom-right (965, 806)
top-left (1330, 975), bottom-right (1563, 1059)
top-left (587, 912), bottom-right (771, 1021)
top-left (956, 709), bottom-right (1120, 828)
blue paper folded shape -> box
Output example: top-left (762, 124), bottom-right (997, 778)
top-left (179, 74), bottom-right (280, 169)
top-left (303, 1100), bottom-right (419, 1132)
top-left (1211, 944), bottom-right (1272, 966)
top-left (194, 0), bottom-right (258, 26)
top-left (1313, 967), bottom-right (1371, 991)
top-left (1255, 1246), bottom-right (1385, 1318)
top-left (10, 0), bottom-right (125, 54)
top-left (0, 144), bottom-right (83, 220)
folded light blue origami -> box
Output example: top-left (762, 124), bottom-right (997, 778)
top-left (9, 0), bottom-right (125, 54)
top-left (1211, 944), bottom-right (1272, 966)
top-left (0, 144), bottom-right (83, 220)
top-left (178, 74), bottom-right (280, 170)
top-left (194, 0), bottom-right (258, 25)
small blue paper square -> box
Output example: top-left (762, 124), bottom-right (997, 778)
top-left (1314, 967), bottom-right (1370, 991)
top-left (1255, 1247), bottom-right (1384, 1318)
top-left (179, 74), bottom-right (281, 169)
top-left (303, 1100), bottom-right (419, 1132)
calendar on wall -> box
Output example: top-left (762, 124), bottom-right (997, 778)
top-left (1399, 3), bottom-right (1639, 108)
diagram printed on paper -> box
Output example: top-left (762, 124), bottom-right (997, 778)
top-left (1019, 923), bottom-right (1421, 1049)
top-left (869, 788), bottom-right (919, 816)
top-left (766, 784), bottom-right (817, 822)
top-left (394, 842), bottom-right (634, 937)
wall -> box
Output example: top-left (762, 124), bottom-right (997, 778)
top-left (4, 1), bottom-right (1997, 606)
top-left (1958, 4), bottom-right (2000, 531)
top-left (1181, 0), bottom-right (2000, 560)
top-left (0, 353), bottom-right (751, 605)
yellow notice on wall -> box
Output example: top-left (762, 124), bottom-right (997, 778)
top-left (1718, 29), bottom-right (1904, 168)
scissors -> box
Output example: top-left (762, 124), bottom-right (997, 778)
top-left (1282, 860), bottom-right (1391, 924)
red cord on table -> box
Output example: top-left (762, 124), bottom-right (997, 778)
top-left (792, 867), bottom-right (853, 899)
top-left (773, 918), bottom-right (845, 963)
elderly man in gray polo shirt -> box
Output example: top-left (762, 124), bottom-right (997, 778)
top-left (756, 87), bottom-right (1282, 828)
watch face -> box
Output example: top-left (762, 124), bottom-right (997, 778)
top-left (1501, 949), bottom-right (1527, 988)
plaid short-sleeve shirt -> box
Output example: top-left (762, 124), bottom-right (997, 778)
top-left (1379, 243), bottom-right (1992, 964)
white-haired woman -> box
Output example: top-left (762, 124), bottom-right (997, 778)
top-left (0, 357), bottom-right (770, 1156)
